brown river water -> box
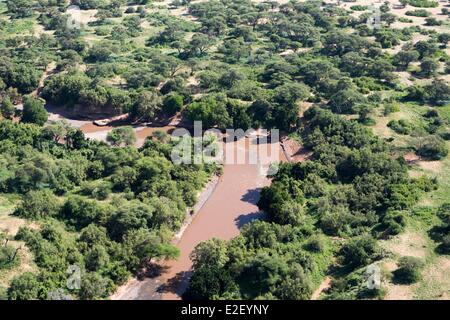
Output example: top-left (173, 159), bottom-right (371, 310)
top-left (76, 123), bottom-right (287, 300)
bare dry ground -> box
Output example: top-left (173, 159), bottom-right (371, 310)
top-left (383, 230), bottom-right (429, 259)
top-left (0, 196), bottom-right (38, 289)
top-left (380, 218), bottom-right (450, 300)
top-left (311, 277), bottom-right (332, 300)
top-left (380, 229), bottom-right (425, 300)
top-left (416, 256), bottom-right (450, 299)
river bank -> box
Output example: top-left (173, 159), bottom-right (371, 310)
top-left (110, 138), bottom-right (286, 300)
top-left (56, 110), bottom-right (292, 300)
top-left (110, 174), bottom-right (221, 300)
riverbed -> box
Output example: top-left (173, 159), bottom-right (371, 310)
top-left (111, 137), bottom-right (286, 300)
top-left (50, 108), bottom-right (287, 300)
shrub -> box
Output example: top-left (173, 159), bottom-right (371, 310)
top-left (426, 79), bottom-right (450, 106)
top-left (0, 97), bottom-right (15, 119)
top-left (398, 17), bottom-right (413, 23)
top-left (380, 211), bottom-right (407, 236)
top-left (350, 5), bottom-right (367, 11)
top-left (7, 272), bottom-right (40, 300)
top-left (95, 27), bottom-right (109, 36)
top-left (405, 0), bottom-right (438, 8)
top-left (304, 235), bottom-right (326, 253)
top-left (21, 97), bottom-right (48, 126)
top-left (13, 190), bottom-right (61, 220)
top-left (439, 235), bottom-right (450, 253)
top-left (424, 18), bottom-right (442, 26)
top-left (405, 9), bottom-right (430, 17)
top-left (384, 104), bottom-right (400, 116)
top-left (79, 272), bottom-right (114, 300)
top-left (80, 181), bottom-right (112, 201)
top-left (340, 236), bottom-right (383, 269)
top-left (162, 93), bottom-right (184, 116)
top-left (416, 135), bottom-right (449, 160)
top-left (387, 119), bottom-right (414, 135)
top-left (393, 256), bottom-right (424, 284)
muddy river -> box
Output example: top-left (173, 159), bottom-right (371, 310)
top-left (112, 136), bottom-right (286, 300)
top-left (69, 117), bottom-right (287, 300)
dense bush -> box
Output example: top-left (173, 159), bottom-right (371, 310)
top-left (1, 0), bottom-right (447, 301)
top-left (7, 273), bottom-right (41, 300)
top-left (387, 119), bottom-right (415, 135)
top-left (405, 10), bottom-right (430, 17)
top-left (416, 135), bottom-right (449, 160)
top-left (393, 256), bottom-right (425, 284)
top-left (340, 236), bottom-right (383, 269)
top-left (405, 0), bottom-right (438, 8)
top-left (162, 93), bottom-right (184, 116)
top-left (14, 190), bottom-right (60, 220)
top-left (21, 97), bottom-right (48, 126)
top-left (380, 210), bottom-right (407, 236)
top-left (0, 120), bottom-right (217, 299)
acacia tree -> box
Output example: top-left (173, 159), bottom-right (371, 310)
top-left (186, 34), bottom-right (213, 57)
top-left (106, 126), bottom-right (137, 147)
top-left (393, 51), bottom-right (419, 70)
top-left (43, 120), bottom-right (73, 143)
top-left (0, 97), bottom-right (15, 119)
top-left (420, 58), bottom-right (439, 78)
top-left (129, 91), bottom-right (162, 121)
top-left (21, 97), bottom-right (48, 126)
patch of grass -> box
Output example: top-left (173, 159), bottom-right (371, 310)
top-left (0, 18), bottom-right (35, 36)
top-left (438, 105), bottom-right (450, 123)
top-left (372, 102), bottom-right (429, 150)
top-left (414, 255), bottom-right (450, 299)
top-left (0, 194), bottom-right (19, 217)
top-left (419, 143), bottom-right (450, 207)
top-left (0, 195), bottom-right (38, 290)
top-left (381, 177), bottom-right (450, 299)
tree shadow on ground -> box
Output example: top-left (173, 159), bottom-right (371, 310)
top-left (156, 271), bottom-right (192, 296)
top-left (234, 211), bottom-right (266, 229)
top-left (136, 262), bottom-right (170, 281)
top-left (240, 188), bottom-right (262, 205)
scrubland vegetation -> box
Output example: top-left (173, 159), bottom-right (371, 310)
top-left (0, 0), bottom-right (449, 300)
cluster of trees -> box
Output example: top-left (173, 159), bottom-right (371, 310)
top-left (0, 120), bottom-right (218, 299)
top-left (8, 0), bottom-right (443, 134)
top-left (0, 58), bottom-right (43, 94)
top-left (2, 0), bottom-right (449, 301)
top-left (184, 82), bottom-right (310, 131)
top-left (185, 223), bottom-right (332, 300)
top-left (186, 107), bottom-right (435, 299)
top-left (406, 79), bottom-right (450, 106)
top-left (261, 107), bottom-right (434, 237)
